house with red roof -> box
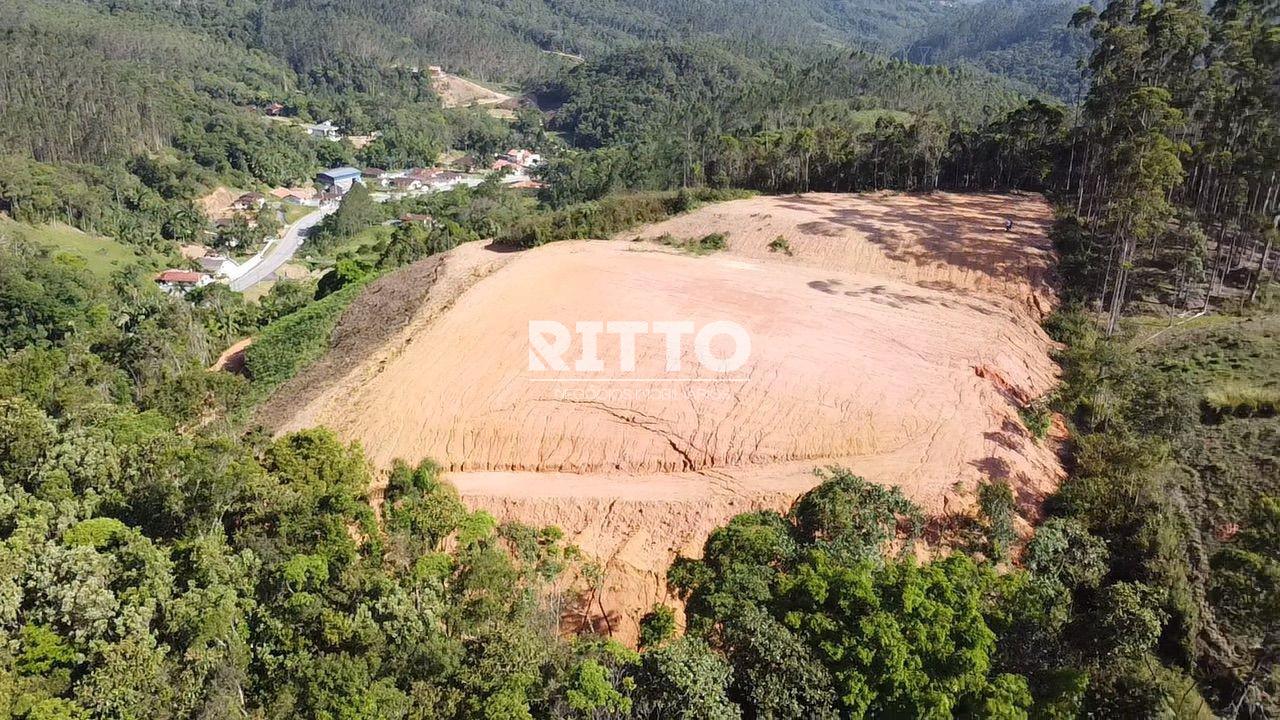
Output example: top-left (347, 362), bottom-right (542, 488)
top-left (155, 269), bottom-right (212, 295)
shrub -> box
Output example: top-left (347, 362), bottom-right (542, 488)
top-left (656, 231), bottom-right (729, 255)
top-left (767, 235), bottom-right (793, 256)
top-left (1025, 518), bottom-right (1109, 589)
top-left (244, 277), bottom-right (372, 395)
top-left (638, 605), bottom-right (677, 649)
top-left (1019, 400), bottom-right (1053, 440)
top-left (695, 232), bottom-right (727, 252)
top-left (503, 189), bottom-right (753, 248)
top-left (978, 480), bottom-right (1018, 562)
top-left (789, 467), bottom-right (923, 559)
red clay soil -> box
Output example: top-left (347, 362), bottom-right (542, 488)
top-left (209, 337), bottom-right (253, 374)
top-left (263, 191), bottom-right (1064, 643)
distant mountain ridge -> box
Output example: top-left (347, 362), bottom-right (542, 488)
top-left (906, 0), bottom-right (1093, 99)
top-left (71, 0), bottom-right (1087, 96)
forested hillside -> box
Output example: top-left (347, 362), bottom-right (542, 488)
top-left (909, 0), bottom-right (1096, 99)
top-left (67, 0), bottom-right (959, 79)
top-left (532, 42), bottom-right (1024, 196)
top-left (0, 0), bottom-right (1033, 260)
top-left (0, 0), bottom-right (525, 259)
top-left (40, 0), bottom-right (1086, 95)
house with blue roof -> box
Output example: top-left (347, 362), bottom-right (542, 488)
top-left (316, 166), bottom-right (363, 194)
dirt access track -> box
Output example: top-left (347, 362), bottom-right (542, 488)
top-left (261, 191), bottom-right (1063, 641)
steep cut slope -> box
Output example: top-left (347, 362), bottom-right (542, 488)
top-left (264, 191), bottom-right (1063, 642)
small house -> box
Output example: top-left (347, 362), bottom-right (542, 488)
top-left (503, 148), bottom-right (542, 168)
top-left (389, 177), bottom-right (422, 191)
top-left (270, 187), bottom-right (314, 204)
top-left (399, 213), bottom-right (434, 226)
top-left (423, 171), bottom-right (467, 191)
top-left (264, 102), bottom-right (285, 116)
top-left (198, 255), bottom-right (240, 278)
top-left (305, 121), bottom-right (341, 141)
top-left (231, 192), bottom-right (266, 212)
top-left (155, 269), bottom-right (212, 295)
top-left (409, 167), bottom-right (443, 182)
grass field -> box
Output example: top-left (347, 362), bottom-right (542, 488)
top-left (242, 280), bottom-right (276, 304)
top-left (1130, 312), bottom-right (1278, 411)
top-left (0, 218), bottom-right (142, 276)
top-left (848, 109), bottom-right (913, 132)
top-left (280, 202), bottom-right (311, 225)
top-left (305, 225), bottom-right (392, 268)
top-left (1127, 309), bottom-right (1279, 543)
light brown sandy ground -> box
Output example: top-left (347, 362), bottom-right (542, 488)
top-left (432, 71), bottom-right (511, 108)
top-left (265, 191), bottom-right (1062, 642)
top-left (210, 337), bottom-right (253, 373)
top-left (196, 186), bottom-right (241, 220)
top-left (179, 243), bottom-right (211, 260)
top-left (630, 191), bottom-right (1057, 313)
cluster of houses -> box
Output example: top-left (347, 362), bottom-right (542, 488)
top-left (490, 149), bottom-right (545, 189)
top-left (158, 250), bottom-right (248, 292)
top-left (231, 191), bottom-right (266, 212)
top-left (155, 191), bottom-right (278, 294)
top-left (209, 191), bottom-right (272, 237)
top-left (306, 165), bottom-right (477, 203)
top-left (311, 150), bottom-right (544, 200)
top-left (492, 148), bottom-right (542, 172)
top-left (155, 247), bottom-right (250, 294)
top-left (155, 269), bottom-right (213, 294)
top-left (261, 103), bottom-right (379, 148)
top-left (270, 186), bottom-right (317, 205)
top-left (156, 147), bottom-right (547, 295)
top-left (363, 167), bottom-right (472, 193)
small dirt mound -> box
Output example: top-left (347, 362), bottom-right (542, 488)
top-left (197, 186), bottom-right (241, 220)
top-left (210, 338), bottom-right (253, 374)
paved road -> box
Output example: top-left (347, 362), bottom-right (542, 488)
top-left (229, 206), bottom-right (333, 291)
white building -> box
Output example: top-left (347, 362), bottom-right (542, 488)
top-left (155, 270), bottom-right (213, 295)
top-left (305, 121), bottom-right (341, 141)
top-left (198, 255), bottom-right (240, 278)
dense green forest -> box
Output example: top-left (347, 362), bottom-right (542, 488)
top-left (908, 0), bottom-right (1097, 99)
top-left (56, 0), bottom-right (1073, 89)
top-left (0, 0), bottom-right (1277, 716)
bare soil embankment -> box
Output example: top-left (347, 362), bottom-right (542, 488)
top-left (432, 71), bottom-right (512, 108)
top-left (261, 192), bottom-right (1063, 642)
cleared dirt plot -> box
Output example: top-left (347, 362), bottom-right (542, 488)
top-left (631, 191), bottom-right (1058, 312)
top-left (431, 70), bottom-right (512, 108)
top-left (263, 192), bottom-right (1063, 642)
